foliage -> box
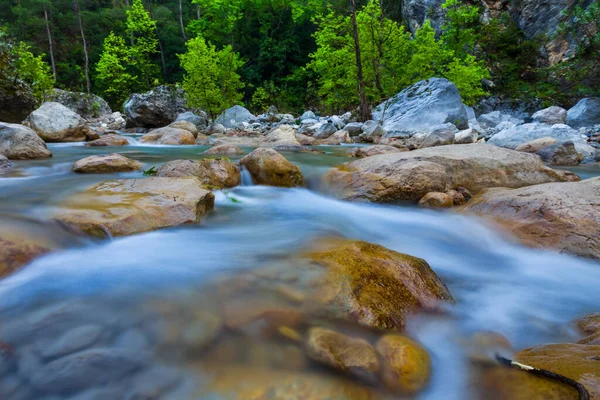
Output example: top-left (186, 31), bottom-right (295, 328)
top-left (126, 0), bottom-right (160, 89)
top-left (95, 32), bottom-right (136, 109)
top-left (441, 0), bottom-right (480, 55)
top-left (142, 165), bottom-right (158, 176)
top-left (179, 35), bottom-right (244, 118)
top-left (13, 41), bottom-right (54, 101)
top-left (444, 55), bottom-right (489, 105)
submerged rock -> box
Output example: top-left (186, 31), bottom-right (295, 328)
top-left (53, 177), bottom-right (215, 237)
top-left (323, 144), bottom-right (567, 203)
top-left (240, 148), bottom-right (303, 187)
top-left (156, 159), bottom-right (240, 189)
top-left (27, 102), bottom-right (90, 142)
top-left (85, 134), bottom-right (130, 147)
top-left (139, 127), bottom-right (195, 145)
top-left (0, 122), bottom-right (52, 159)
top-left (375, 335), bottom-right (431, 394)
top-left (462, 177), bottom-right (600, 259)
top-left (72, 154), bottom-right (142, 174)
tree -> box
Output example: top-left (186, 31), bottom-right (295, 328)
top-left (73, 1), bottom-right (90, 93)
top-left (441, 0), bottom-right (480, 56)
top-left (350, 0), bottom-right (370, 121)
top-left (126, 0), bottom-right (159, 88)
top-left (179, 35), bottom-right (244, 117)
top-left (42, 3), bottom-right (57, 79)
top-left (95, 32), bottom-right (136, 108)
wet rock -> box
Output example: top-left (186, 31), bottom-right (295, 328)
top-left (0, 154), bottom-right (11, 174)
top-left (168, 120), bottom-right (198, 138)
top-left (0, 235), bottom-right (49, 278)
top-left (454, 128), bottom-right (478, 144)
top-left (40, 325), bottom-right (103, 360)
top-left (215, 105), bottom-right (255, 129)
top-left (323, 144), bottom-right (567, 203)
top-left (532, 106), bottom-right (567, 125)
top-left (156, 159), bottom-right (240, 189)
top-left (537, 141), bottom-right (583, 166)
top-left (347, 145), bottom-right (403, 158)
top-left (447, 189), bottom-right (467, 205)
top-left (373, 78), bottom-right (468, 138)
top-left (46, 89), bottom-right (111, 119)
top-left (84, 134), bottom-right (129, 147)
top-left (240, 148), bottom-right (303, 187)
top-left (306, 327), bottom-right (379, 383)
top-left (575, 313), bottom-right (600, 336)
top-left (27, 102), bottom-right (90, 142)
top-left (515, 137), bottom-right (557, 153)
top-left (420, 123), bottom-right (457, 148)
top-left (418, 192), bottom-right (454, 208)
top-left (139, 127), bottom-right (195, 145)
top-left (202, 144), bottom-right (244, 156)
top-left (124, 86), bottom-right (189, 128)
top-left (462, 177), bottom-right (600, 259)
top-left (313, 123), bottom-right (337, 139)
top-left (72, 154), bottom-right (142, 174)
top-left (175, 111), bottom-right (208, 129)
top-left (567, 98), bottom-right (600, 129)
top-left (375, 334), bottom-right (431, 394)
top-left (53, 177), bottom-right (215, 237)
top-left (579, 333), bottom-right (600, 345)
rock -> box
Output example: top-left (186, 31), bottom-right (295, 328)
top-left (313, 123), bottom-right (337, 139)
top-left (46, 89), bottom-right (111, 119)
top-left (0, 77), bottom-right (36, 123)
top-left (578, 333), bottom-right (600, 345)
top-left (298, 121), bottom-right (322, 136)
top-left (347, 145), bottom-right (403, 158)
top-left (240, 148), bottom-right (303, 187)
top-left (0, 122), bottom-right (52, 159)
top-left (84, 134), bottom-right (130, 147)
top-left (515, 137), bottom-right (557, 153)
top-left (72, 154), bottom-right (142, 174)
top-left (488, 123), bottom-right (595, 159)
top-left (567, 98), bottom-right (600, 129)
top-left (53, 177), bottom-right (215, 237)
top-left (418, 192), bottom-right (454, 208)
top-left (306, 327), bottom-right (379, 382)
top-left (575, 313), bottom-right (600, 335)
top-left (264, 125), bottom-right (301, 146)
top-left (446, 189), bottom-right (466, 205)
top-left (537, 141), bottom-right (583, 166)
top-left (0, 154), bottom-right (11, 174)
top-left (202, 144), bottom-right (244, 156)
top-left (175, 111), bottom-right (208, 129)
top-left (516, 344), bottom-right (600, 399)
top-left (301, 111), bottom-right (317, 121)
top-left (323, 144), bottom-right (568, 203)
top-left (306, 239), bottom-right (453, 330)
top-left (168, 120), bottom-right (198, 138)
top-left (27, 102), bottom-right (89, 142)
top-left (402, 0), bottom-right (445, 35)
top-left (372, 78), bottom-right (468, 138)
top-left (295, 133), bottom-right (316, 146)
top-left (318, 130), bottom-right (352, 145)
top-left (477, 111), bottom-right (522, 130)
top-left (532, 106), bottom-right (567, 125)
top-left (124, 85), bottom-right (189, 128)
top-left (462, 177), bottom-right (600, 259)
top-left (86, 130), bottom-right (100, 141)
top-left (209, 123), bottom-right (226, 134)
top-left (359, 120), bottom-right (385, 142)
top-left (40, 325), bottom-right (103, 360)
top-left (344, 122), bottom-right (364, 137)
top-left (375, 335), bottom-right (431, 394)
top-left (215, 105), bottom-right (255, 129)
top-left (156, 159), bottom-right (240, 189)
top-left (139, 127), bottom-right (195, 145)
top-left (420, 123), bottom-right (457, 148)
top-left (0, 233), bottom-right (49, 279)
top-left (454, 128), bottom-right (478, 144)
top-left (28, 348), bottom-right (148, 394)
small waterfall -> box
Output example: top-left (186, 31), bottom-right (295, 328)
top-left (240, 166), bottom-right (254, 186)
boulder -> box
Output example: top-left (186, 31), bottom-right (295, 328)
top-left (301, 111), bottom-right (317, 121)
top-left (139, 127), bottom-right (195, 145)
top-left (0, 77), bottom-right (36, 123)
top-left (313, 122), bottom-right (337, 139)
top-left (215, 105), bottom-right (255, 129)
top-left (46, 89), bottom-right (111, 119)
top-left (462, 177), bottom-right (600, 259)
top-left (418, 192), bottom-right (454, 208)
top-left (72, 154), bottom-right (142, 174)
top-left (322, 144), bottom-right (568, 203)
top-left (454, 128), bottom-right (478, 144)
top-left (488, 123), bottom-right (595, 159)
top-left (402, 0), bottom-right (445, 35)
top-left (209, 123), bottom-right (226, 134)
top-left (52, 177), bottom-right (215, 237)
top-left (375, 335), bottom-right (431, 394)
top-left (175, 111), bottom-right (208, 129)
top-left (575, 313), bottom-right (600, 336)
top-left (344, 122), bottom-right (364, 137)
top-left (156, 159), bottom-right (240, 189)
top-left (0, 122), bottom-right (52, 159)
top-left (306, 328), bottom-right (380, 383)
top-left (202, 144), bottom-right (244, 156)
top-left (420, 123), bottom-right (457, 148)
top-left (124, 85), bottom-right (189, 128)
top-left (372, 78), bottom-right (468, 138)
top-left (295, 133), bottom-right (316, 146)
top-left (264, 125), bottom-right (301, 146)
top-left (537, 141), bottom-right (583, 166)
top-left (515, 137), bottom-right (557, 153)
top-left (240, 148), bottom-right (303, 187)
top-left (318, 130), bottom-right (352, 145)
top-left (168, 120), bottom-right (198, 138)
top-left (567, 98), bottom-right (600, 129)
top-left (532, 106), bottom-right (567, 125)
top-left (27, 102), bottom-right (89, 142)
top-left (298, 121), bottom-right (322, 136)
top-left (84, 134), bottom-right (130, 147)
top-left (0, 229), bottom-right (49, 278)
top-left (347, 145), bottom-right (403, 158)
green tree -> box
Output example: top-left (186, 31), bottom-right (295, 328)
top-left (441, 0), bottom-right (480, 55)
top-left (95, 31), bottom-right (136, 108)
top-left (126, 0), bottom-right (159, 88)
top-left (179, 35), bottom-right (244, 117)
top-left (444, 55), bottom-right (489, 105)
top-left (14, 41), bottom-right (54, 101)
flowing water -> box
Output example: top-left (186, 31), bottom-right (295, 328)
top-left (1, 142), bottom-right (600, 399)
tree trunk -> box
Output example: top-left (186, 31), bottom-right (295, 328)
top-left (74, 1), bottom-right (91, 93)
top-left (43, 6), bottom-right (57, 80)
top-left (178, 0), bottom-right (187, 41)
top-left (350, 0), bottom-right (370, 122)
top-left (158, 40), bottom-right (167, 76)
top-left (196, 4), bottom-right (200, 20)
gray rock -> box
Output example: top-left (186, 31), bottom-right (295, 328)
top-left (41, 325), bottom-right (104, 360)
top-left (344, 122), bottom-right (364, 137)
top-left (0, 154), bottom-right (11, 174)
top-left (215, 105), bottom-right (255, 129)
top-left (454, 128), bottom-right (478, 144)
top-left (329, 115), bottom-right (346, 130)
top-left (234, 121), bottom-right (250, 130)
top-left (27, 102), bottom-right (89, 142)
top-left (124, 86), bottom-right (189, 128)
top-left (313, 122), bottom-right (337, 139)
top-left (0, 77), bottom-right (36, 123)
top-left (537, 141), bottom-right (583, 166)
top-left (301, 111), bottom-right (317, 121)
top-left (420, 123), bottom-right (457, 148)
top-left (567, 98), bottom-right (600, 129)
top-left (175, 111), bottom-right (208, 129)
top-left (372, 78), bottom-right (468, 138)
top-left (209, 123), bottom-right (226, 134)
top-left (46, 89), bottom-right (111, 120)
top-left (402, 0), bottom-right (446, 35)
top-left (532, 106), bottom-right (567, 125)
top-left (279, 114), bottom-right (295, 124)
top-left (340, 112), bottom-right (352, 123)
top-left (298, 121), bottom-right (322, 136)
top-left (360, 120), bottom-right (385, 139)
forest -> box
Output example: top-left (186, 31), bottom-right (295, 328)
top-left (1, 0), bottom-right (599, 116)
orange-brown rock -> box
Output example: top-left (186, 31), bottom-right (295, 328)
top-left (575, 313), bottom-right (600, 335)
top-left (156, 158), bottom-right (240, 189)
top-left (139, 127), bottom-right (195, 145)
top-left (418, 192), bottom-right (454, 208)
top-left (240, 147), bottom-right (303, 187)
top-left (72, 153), bottom-right (142, 173)
top-left (85, 134), bottom-right (130, 147)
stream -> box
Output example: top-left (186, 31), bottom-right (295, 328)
top-left (1, 142), bottom-right (600, 399)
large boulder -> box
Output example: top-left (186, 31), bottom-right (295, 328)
top-left (124, 86), bottom-right (188, 128)
top-left (322, 144), bottom-right (568, 203)
top-left (372, 78), bottom-right (468, 138)
top-left (240, 148), bottom-right (303, 187)
top-left (531, 106), bottom-right (567, 125)
top-left (487, 123), bottom-right (595, 159)
top-left (52, 177), bottom-right (215, 237)
top-left (156, 159), bottom-right (240, 189)
top-left (72, 154), bottom-right (142, 174)
top-left (139, 127), bottom-right (195, 145)
top-left (27, 102), bottom-right (89, 142)
top-left (46, 89), bottom-right (111, 120)
top-left (462, 177), bottom-right (600, 259)
top-left (0, 78), bottom-right (36, 123)
top-left (0, 122), bottom-right (52, 159)
top-left (215, 105), bottom-right (255, 129)
top-left (567, 98), bottom-right (600, 129)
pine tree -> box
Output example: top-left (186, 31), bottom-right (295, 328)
top-left (126, 0), bottom-right (159, 89)
top-left (95, 32), bottom-right (136, 108)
